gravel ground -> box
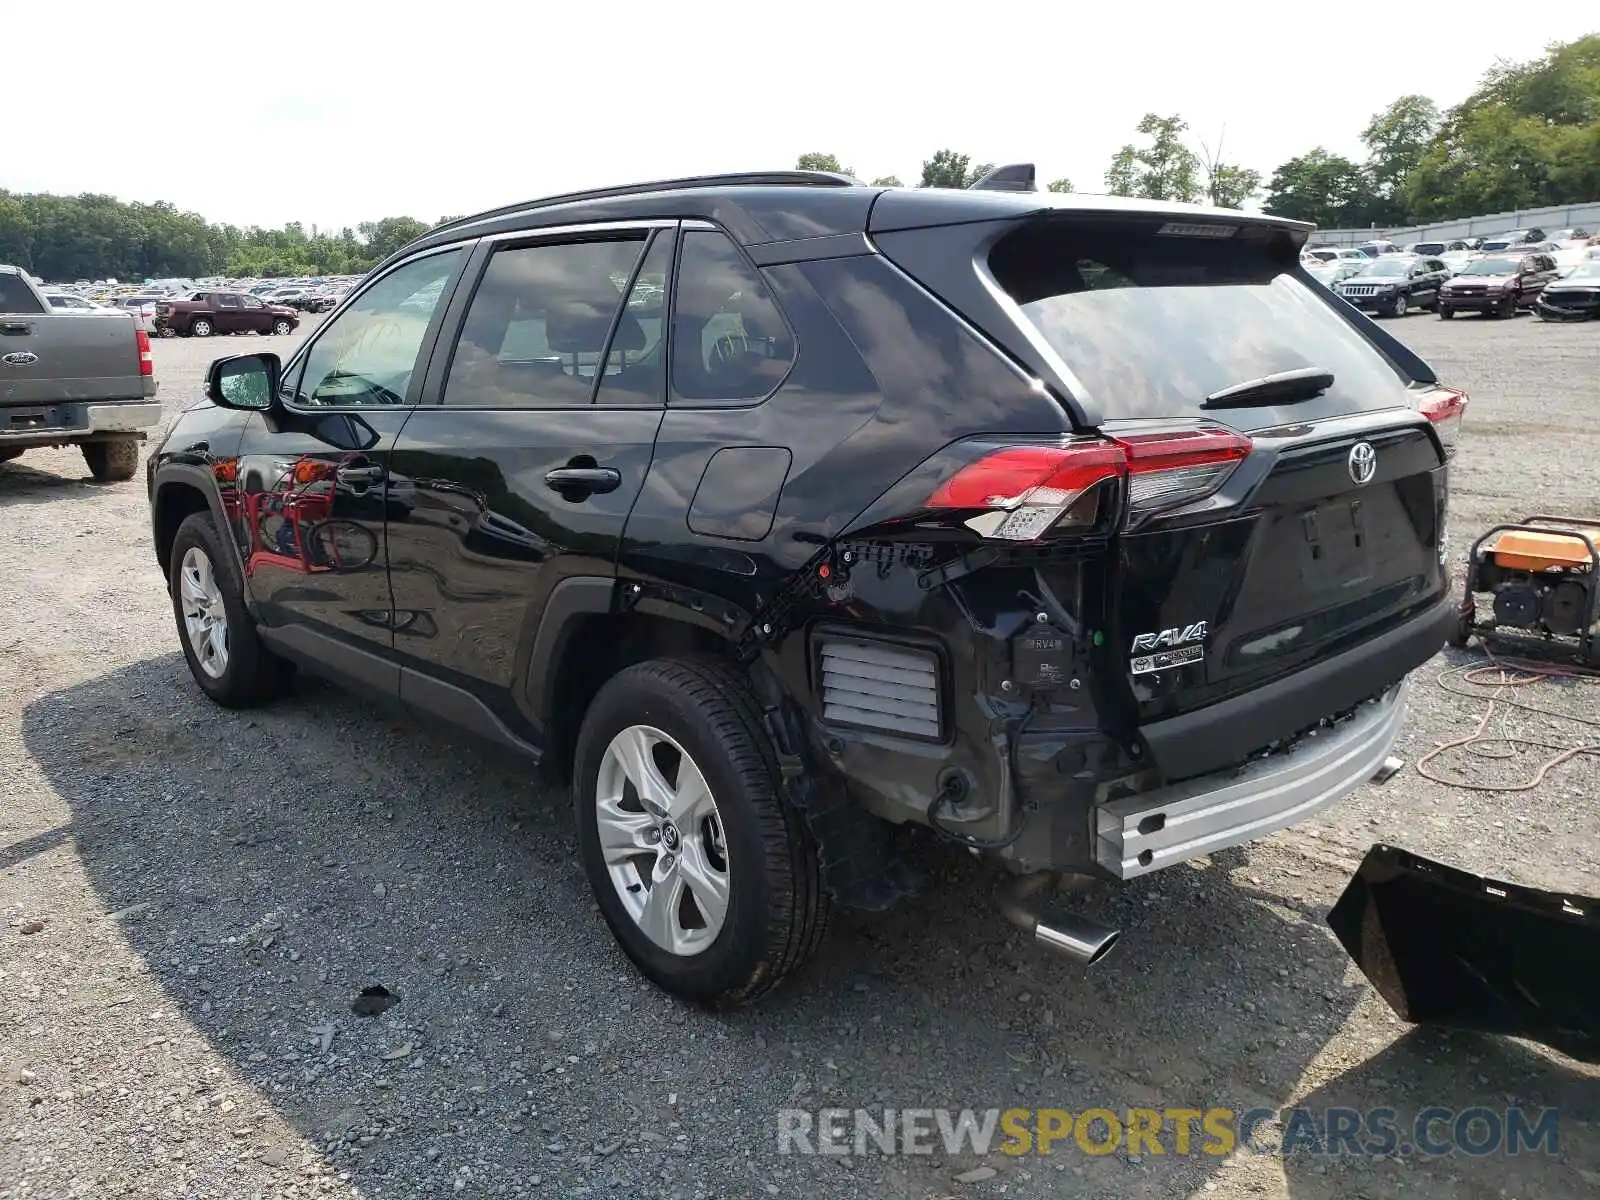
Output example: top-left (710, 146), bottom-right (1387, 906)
top-left (3, 313), bottom-right (1598, 1200)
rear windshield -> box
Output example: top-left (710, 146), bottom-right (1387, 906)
top-left (989, 220), bottom-right (1410, 419)
top-left (0, 273), bottom-right (44, 313)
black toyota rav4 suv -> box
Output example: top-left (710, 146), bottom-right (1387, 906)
top-left (147, 170), bottom-right (1463, 1005)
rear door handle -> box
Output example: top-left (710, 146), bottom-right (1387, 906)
top-left (544, 466), bottom-right (621, 496)
top-left (0, 322), bottom-right (31, 336)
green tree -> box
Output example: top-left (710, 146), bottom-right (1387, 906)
top-left (919, 150), bottom-right (993, 189)
top-left (1046, 178), bottom-right (1074, 193)
top-left (796, 152), bottom-right (853, 176)
top-left (1261, 148), bottom-right (1384, 227)
top-left (1204, 163), bottom-right (1262, 209)
top-left (1361, 94), bottom-right (1440, 220)
top-left (358, 216), bottom-right (431, 263)
top-left (1105, 114), bottom-right (1201, 202)
top-left (1402, 36), bottom-right (1600, 220)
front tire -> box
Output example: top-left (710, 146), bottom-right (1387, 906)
top-left (1438, 307), bottom-right (1454, 320)
top-left (1387, 292), bottom-right (1408, 318)
top-left (573, 658), bottom-right (831, 1006)
top-left (271, 318), bottom-right (293, 336)
top-left (1495, 295), bottom-right (1516, 319)
top-left (0, 448), bottom-right (22, 464)
top-left (168, 512), bottom-right (293, 707)
top-left (82, 438), bottom-right (139, 482)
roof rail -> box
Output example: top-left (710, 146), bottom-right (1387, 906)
top-left (432, 170), bottom-right (859, 237)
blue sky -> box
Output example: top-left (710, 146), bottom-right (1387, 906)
top-left (16, 4), bottom-right (1598, 229)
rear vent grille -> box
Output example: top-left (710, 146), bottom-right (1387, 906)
top-left (819, 638), bottom-right (942, 740)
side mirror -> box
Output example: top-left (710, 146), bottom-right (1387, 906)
top-left (206, 353), bottom-right (281, 411)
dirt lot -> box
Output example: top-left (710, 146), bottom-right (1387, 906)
top-left (3, 314), bottom-right (1598, 1200)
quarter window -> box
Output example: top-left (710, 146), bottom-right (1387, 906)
top-left (671, 230), bottom-right (794, 403)
top-left (443, 237), bottom-right (648, 408)
top-left (288, 249), bottom-right (463, 408)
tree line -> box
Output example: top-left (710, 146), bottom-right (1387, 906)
top-left (804, 34), bottom-right (1598, 228)
top-left (0, 191), bottom-right (439, 282)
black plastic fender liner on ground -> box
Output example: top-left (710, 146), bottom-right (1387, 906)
top-left (1329, 844), bottom-right (1600, 1064)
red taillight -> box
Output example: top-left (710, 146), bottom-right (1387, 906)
top-left (135, 328), bottom-right (153, 377)
top-left (1114, 427), bottom-right (1252, 524)
top-left (1415, 385), bottom-right (1467, 457)
top-left (925, 426), bottom-right (1252, 540)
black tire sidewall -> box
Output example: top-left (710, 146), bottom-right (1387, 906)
top-left (573, 664), bottom-right (787, 1003)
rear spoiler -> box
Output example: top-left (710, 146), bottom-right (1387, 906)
top-left (969, 163), bottom-right (1036, 193)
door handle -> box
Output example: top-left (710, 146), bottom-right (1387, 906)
top-left (336, 465), bottom-right (384, 487)
top-left (544, 466), bottom-right (621, 496)
top-left (0, 322), bottom-right (31, 336)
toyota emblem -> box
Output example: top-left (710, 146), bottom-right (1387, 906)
top-left (1348, 441), bottom-right (1377, 486)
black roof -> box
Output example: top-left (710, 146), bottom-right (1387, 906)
top-left (385, 170), bottom-right (1313, 272)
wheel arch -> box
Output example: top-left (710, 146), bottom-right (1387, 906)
top-left (152, 466), bottom-right (235, 577)
top-left (525, 578), bottom-right (744, 784)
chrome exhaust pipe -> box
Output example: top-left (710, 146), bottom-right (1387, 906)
top-left (999, 872), bottom-right (1121, 966)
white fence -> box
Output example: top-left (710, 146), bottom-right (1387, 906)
top-left (1310, 201), bottom-right (1600, 247)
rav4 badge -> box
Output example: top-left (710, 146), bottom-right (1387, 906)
top-left (1130, 622), bottom-right (1208, 653)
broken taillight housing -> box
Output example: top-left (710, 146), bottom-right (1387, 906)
top-left (1414, 385), bottom-right (1467, 458)
top-left (926, 426), bottom-right (1253, 540)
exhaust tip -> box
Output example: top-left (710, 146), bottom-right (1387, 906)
top-left (1035, 919), bottom-right (1121, 966)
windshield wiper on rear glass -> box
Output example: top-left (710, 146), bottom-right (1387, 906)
top-left (1203, 366), bottom-right (1335, 409)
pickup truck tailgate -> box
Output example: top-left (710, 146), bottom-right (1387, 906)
top-left (1, 311), bottom-right (150, 405)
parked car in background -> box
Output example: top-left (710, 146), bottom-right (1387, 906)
top-left (109, 295), bottom-right (162, 334)
top-left (1439, 250), bottom-right (1478, 274)
top-left (154, 291), bottom-right (300, 338)
top-left (1548, 228), bottom-right (1590, 247)
top-left (1332, 255), bottom-right (1450, 316)
top-left (0, 265), bottom-right (158, 480)
top-left (1306, 259), bottom-right (1367, 289)
top-left (43, 291), bottom-right (103, 310)
top-left (1534, 260), bottom-right (1600, 321)
top-left (1357, 240), bottom-right (1401, 257)
top-left (1437, 253), bottom-right (1560, 318)
top-left (1406, 242), bottom-right (1448, 257)
top-left (1303, 247), bottom-right (1341, 263)
top-left (1478, 229), bottom-right (1546, 253)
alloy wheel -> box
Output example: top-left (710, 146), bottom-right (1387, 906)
top-left (594, 725), bottom-right (730, 956)
top-left (178, 546), bottom-right (229, 679)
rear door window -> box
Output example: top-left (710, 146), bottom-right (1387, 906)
top-left (442, 235), bottom-right (647, 409)
top-left (988, 220), bottom-right (1412, 421)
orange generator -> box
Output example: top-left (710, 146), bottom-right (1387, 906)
top-left (1452, 516), bottom-right (1600, 665)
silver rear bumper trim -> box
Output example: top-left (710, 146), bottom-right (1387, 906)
top-left (1095, 682), bottom-right (1408, 879)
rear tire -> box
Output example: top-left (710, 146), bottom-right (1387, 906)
top-left (168, 512), bottom-right (294, 707)
top-left (81, 438), bottom-right (139, 482)
top-left (573, 657), bottom-right (831, 1006)
top-left (1448, 594), bottom-right (1476, 649)
top-left (191, 317), bottom-right (214, 337)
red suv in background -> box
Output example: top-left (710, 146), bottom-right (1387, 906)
top-left (154, 291), bottom-right (299, 338)
top-left (1436, 253), bottom-right (1560, 318)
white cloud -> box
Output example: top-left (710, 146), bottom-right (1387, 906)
top-left (14, 2), bottom-right (1597, 228)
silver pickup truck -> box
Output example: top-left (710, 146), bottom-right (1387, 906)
top-left (1, 265), bottom-right (161, 481)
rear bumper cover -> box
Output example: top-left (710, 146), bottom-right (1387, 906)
top-left (1137, 594), bottom-right (1453, 782)
top-left (1095, 682), bottom-right (1407, 879)
top-left (0, 399), bottom-right (163, 447)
